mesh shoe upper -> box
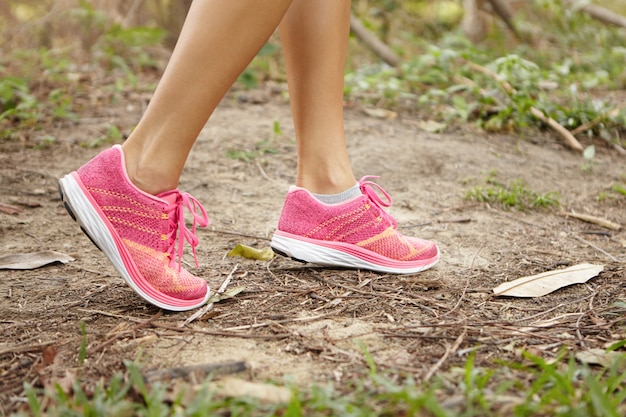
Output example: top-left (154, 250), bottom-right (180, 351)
top-left (276, 176), bottom-right (439, 264)
top-left (75, 145), bottom-right (209, 301)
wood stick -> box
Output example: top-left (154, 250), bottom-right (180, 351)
top-left (349, 13), bottom-right (401, 67)
top-left (463, 59), bottom-right (584, 151)
top-left (423, 329), bottom-right (466, 382)
top-left (143, 361), bottom-right (247, 383)
top-left (570, 106), bottom-right (624, 136)
top-left (560, 211), bottom-right (622, 231)
top-left (565, 1), bottom-right (626, 29)
top-left (530, 107), bottom-right (584, 152)
top-left (181, 264), bottom-right (238, 327)
top-left (571, 234), bottom-right (620, 263)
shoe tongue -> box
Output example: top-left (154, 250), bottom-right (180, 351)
top-left (156, 190), bottom-right (179, 205)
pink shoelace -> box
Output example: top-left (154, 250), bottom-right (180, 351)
top-left (161, 191), bottom-right (210, 270)
top-left (359, 176), bottom-right (398, 228)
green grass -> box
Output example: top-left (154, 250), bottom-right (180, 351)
top-left (14, 349), bottom-right (626, 417)
top-left (465, 173), bottom-right (560, 211)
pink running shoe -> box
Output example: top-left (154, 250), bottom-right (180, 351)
top-left (271, 176), bottom-right (439, 274)
top-left (58, 145), bottom-right (210, 311)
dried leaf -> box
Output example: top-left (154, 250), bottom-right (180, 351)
top-left (416, 120), bottom-right (446, 133)
top-left (576, 349), bottom-right (626, 369)
top-left (362, 107), bottom-right (397, 119)
top-left (227, 244), bottom-right (274, 261)
top-left (207, 286), bottom-right (245, 303)
top-left (210, 377), bottom-right (292, 404)
top-left (42, 346), bottom-right (57, 365)
top-left (0, 251), bottom-right (75, 270)
top-left (493, 263), bottom-right (604, 297)
top-left (0, 202), bottom-right (21, 215)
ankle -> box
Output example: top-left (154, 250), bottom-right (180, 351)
top-left (122, 144), bottom-right (179, 195)
top-left (296, 166), bottom-right (356, 195)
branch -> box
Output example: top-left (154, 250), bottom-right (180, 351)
top-left (349, 13), bottom-right (401, 67)
top-left (463, 60), bottom-right (583, 152)
top-left (565, 0), bottom-right (626, 29)
top-left (530, 107), bottom-right (584, 152)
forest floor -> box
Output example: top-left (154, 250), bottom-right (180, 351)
top-left (1, 82), bottom-right (625, 414)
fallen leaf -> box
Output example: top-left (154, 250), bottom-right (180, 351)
top-left (0, 202), bottom-right (21, 215)
top-left (0, 251), bottom-right (75, 270)
top-left (42, 346), bottom-right (57, 365)
top-left (210, 377), bottom-right (292, 404)
top-left (362, 107), bottom-right (397, 119)
top-left (576, 349), bottom-right (626, 369)
top-left (493, 263), bottom-right (604, 297)
top-left (207, 286), bottom-right (245, 303)
top-left (227, 244), bottom-right (274, 261)
top-left (416, 120), bottom-right (446, 133)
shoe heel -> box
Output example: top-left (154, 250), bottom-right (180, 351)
top-left (59, 178), bottom-right (103, 252)
top-left (58, 182), bottom-right (77, 222)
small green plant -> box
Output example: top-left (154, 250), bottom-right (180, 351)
top-left (81, 124), bottom-right (123, 149)
top-left (466, 173), bottom-right (559, 210)
top-left (78, 321), bottom-right (87, 366)
top-left (14, 345), bottom-right (626, 417)
top-left (343, 2), bottom-right (626, 144)
top-left (0, 76), bottom-right (40, 135)
top-left (611, 183), bottom-right (626, 196)
top-left (48, 88), bottom-right (76, 121)
top-left (582, 145), bottom-right (596, 172)
top-left (226, 120), bottom-right (283, 162)
top-left (237, 42), bottom-right (282, 89)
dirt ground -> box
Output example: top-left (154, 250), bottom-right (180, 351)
top-left (1, 88), bottom-right (625, 413)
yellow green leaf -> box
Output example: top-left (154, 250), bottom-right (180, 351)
top-left (227, 244), bottom-right (274, 261)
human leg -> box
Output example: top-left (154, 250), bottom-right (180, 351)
top-left (124, 0), bottom-right (293, 195)
top-left (278, 0), bottom-right (355, 195)
top-left (59, 0), bottom-right (293, 310)
top-left (272, 0), bottom-right (439, 273)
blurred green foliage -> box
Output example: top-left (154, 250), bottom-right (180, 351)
top-left (1, 0), bottom-right (625, 151)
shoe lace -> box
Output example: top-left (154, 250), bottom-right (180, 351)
top-left (359, 175), bottom-right (398, 228)
top-left (162, 191), bottom-right (210, 270)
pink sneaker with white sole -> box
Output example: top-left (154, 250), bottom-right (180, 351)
top-left (271, 176), bottom-right (439, 274)
top-left (58, 145), bottom-right (210, 311)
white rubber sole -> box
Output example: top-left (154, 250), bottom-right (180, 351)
top-left (59, 173), bottom-right (210, 311)
top-left (271, 232), bottom-right (439, 274)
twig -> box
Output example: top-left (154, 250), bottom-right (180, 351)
top-left (121, 0), bottom-right (144, 27)
top-left (206, 228), bottom-right (271, 241)
top-left (529, 107), bottom-right (584, 152)
top-left (570, 106), bottom-right (624, 135)
top-left (463, 60), bottom-right (583, 152)
top-left (564, 0), bottom-right (626, 29)
top-left (560, 211), bottom-right (622, 231)
top-left (143, 361), bottom-right (247, 383)
top-left (222, 309), bottom-right (345, 332)
top-left (571, 234), bottom-right (620, 263)
top-left (485, 0), bottom-right (523, 40)
top-left (149, 321), bottom-right (290, 339)
top-left (349, 13), bottom-right (401, 67)
top-left (77, 308), bottom-right (289, 339)
top-left (181, 264), bottom-right (238, 327)
top-left (423, 329), bottom-right (466, 382)
top-left (0, 203), bottom-right (21, 215)
top-left (312, 274), bottom-right (446, 312)
top-left (88, 311), bottom-right (162, 355)
top-left (255, 160), bottom-right (278, 184)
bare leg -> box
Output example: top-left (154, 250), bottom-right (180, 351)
top-left (279, 0), bottom-right (356, 195)
top-left (122, 0), bottom-right (293, 195)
